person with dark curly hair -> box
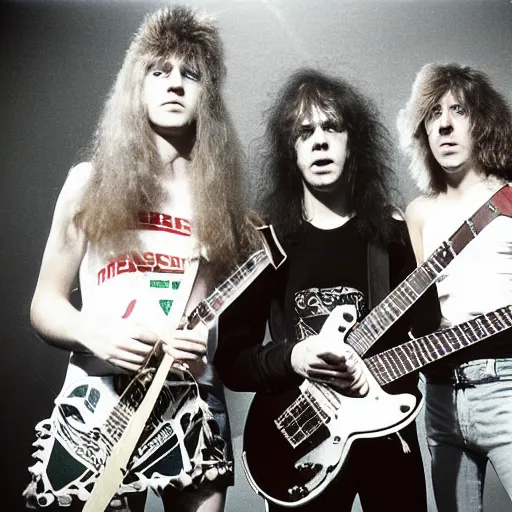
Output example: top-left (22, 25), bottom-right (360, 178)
top-left (398, 63), bottom-right (512, 512)
top-left (215, 68), bottom-right (440, 511)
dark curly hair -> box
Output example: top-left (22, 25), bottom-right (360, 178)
top-left (257, 68), bottom-right (398, 244)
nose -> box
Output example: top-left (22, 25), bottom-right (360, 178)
top-left (438, 109), bottom-right (453, 136)
top-left (166, 68), bottom-right (184, 93)
top-left (312, 127), bottom-right (328, 151)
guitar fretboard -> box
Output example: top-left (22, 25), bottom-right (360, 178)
top-left (347, 188), bottom-right (512, 357)
top-left (346, 243), bottom-right (454, 355)
top-left (365, 306), bottom-right (512, 385)
top-left (100, 248), bottom-right (275, 444)
top-left (187, 249), bottom-right (271, 328)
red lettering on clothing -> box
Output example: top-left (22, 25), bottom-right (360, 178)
top-left (97, 251), bottom-right (185, 285)
top-left (122, 300), bottom-right (137, 319)
top-left (137, 212), bottom-right (191, 237)
top-left (117, 257), bottom-right (136, 275)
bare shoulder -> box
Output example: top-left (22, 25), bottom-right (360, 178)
top-left (61, 162), bottom-right (93, 199)
top-left (54, 162), bottom-right (93, 215)
top-left (404, 195), bottom-right (435, 229)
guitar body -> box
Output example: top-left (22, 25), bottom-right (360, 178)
top-left (242, 305), bottom-right (422, 508)
top-left (25, 366), bottom-right (230, 508)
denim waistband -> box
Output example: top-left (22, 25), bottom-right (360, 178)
top-left (425, 358), bottom-right (512, 387)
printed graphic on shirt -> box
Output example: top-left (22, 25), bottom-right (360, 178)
top-left (119, 281), bottom-right (182, 318)
top-left (97, 252), bottom-right (186, 285)
top-left (97, 213), bottom-right (191, 286)
top-left (294, 286), bottom-right (368, 341)
top-left (137, 212), bottom-right (191, 237)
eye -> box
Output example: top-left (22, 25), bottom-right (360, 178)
top-left (428, 107), bottom-right (441, 120)
top-left (452, 104), bottom-right (465, 115)
top-left (183, 69), bottom-right (200, 82)
top-left (298, 128), bottom-right (313, 140)
top-left (151, 69), bottom-right (164, 77)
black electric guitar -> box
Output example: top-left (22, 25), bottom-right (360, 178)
top-left (27, 224), bottom-right (286, 510)
top-left (242, 185), bottom-right (512, 508)
top-left (243, 303), bottom-right (512, 508)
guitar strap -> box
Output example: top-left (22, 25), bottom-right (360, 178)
top-left (351, 185), bottom-right (511, 357)
top-left (367, 240), bottom-right (389, 310)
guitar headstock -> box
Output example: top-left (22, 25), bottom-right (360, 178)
top-left (247, 212), bottom-right (287, 269)
top-left (490, 184), bottom-right (512, 218)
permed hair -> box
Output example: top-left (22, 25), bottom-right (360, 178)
top-left (397, 63), bottom-right (512, 193)
top-left (258, 68), bottom-right (397, 244)
top-left (74, 6), bottom-right (258, 275)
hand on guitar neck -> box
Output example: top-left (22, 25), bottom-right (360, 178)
top-left (290, 335), bottom-right (369, 397)
top-left (160, 321), bottom-right (209, 378)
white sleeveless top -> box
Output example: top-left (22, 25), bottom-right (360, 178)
top-left (69, 211), bottom-right (207, 378)
top-left (422, 184), bottom-right (512, 328)
top-left (79, 212), bottom-right (195, 329)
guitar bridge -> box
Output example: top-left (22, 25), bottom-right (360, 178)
top-left (274, 391), bottom-right (330, 448)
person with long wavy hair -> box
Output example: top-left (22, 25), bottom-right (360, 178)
top-left (398, 63), bottom-right (512, 511)
top-left (24, 6), bottom-right (258, 512)
top-left (215, 68), bottom-right (440, 511)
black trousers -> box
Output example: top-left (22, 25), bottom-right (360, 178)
top-left (268, 422), bottom-right (428, 512)
top-left (31, 481), bottom-right (228, 512)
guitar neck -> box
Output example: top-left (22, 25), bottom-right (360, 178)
top-left (346, 188), bottom-right (508, 357)
top-left (346, 242), bottom-right (454, 355)
top-left (364, 306), bottom-right (512, 386)
top-left (186, 249), bottom-right (272, 328)
top-left (102, 247), bottom-right (278, 441)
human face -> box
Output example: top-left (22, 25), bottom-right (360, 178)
top-left (294, 108), bottom-right (348, 193)
top-left (424, 90), bottom-right (474, 175)
top-left (143, 55), bottom-right (202, 136)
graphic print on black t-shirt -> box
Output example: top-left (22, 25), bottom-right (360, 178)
top-left (294, 285), bottom-right (368, 342)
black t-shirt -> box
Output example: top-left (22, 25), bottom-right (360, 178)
top-left (215, 218), bottom-right (440, 395)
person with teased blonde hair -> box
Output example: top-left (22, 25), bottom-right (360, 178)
top-left (24, 6), bottom-right (258, 511)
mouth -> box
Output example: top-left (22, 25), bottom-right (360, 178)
top-left (162, 100), bottom-right (184, 108)
top-left (440, 142), bottom-right (457, 148)
top-left (312, 159), bottom-right (334, 168)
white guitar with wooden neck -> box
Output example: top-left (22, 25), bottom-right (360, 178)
top-left (27, 221), bottom-right (286, 510)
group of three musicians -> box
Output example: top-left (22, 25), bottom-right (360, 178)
top-left (24, 5), bottom-right (512, 512)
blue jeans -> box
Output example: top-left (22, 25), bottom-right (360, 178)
top-left (426, 359), bottom-right (512, 512)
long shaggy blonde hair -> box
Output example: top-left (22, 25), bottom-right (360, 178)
top-left (397, 63), bottom-right (512, 194)
top-left (74, 6), bottom-right (259, 275)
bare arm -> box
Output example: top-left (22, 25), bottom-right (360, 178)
top-left (30, 163), bottom-right (158, 372)
top-left (404, 196), bottom-right (427, 265)
top-left (30, 163), bottom-right (91, 351)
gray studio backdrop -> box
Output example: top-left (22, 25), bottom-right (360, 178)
top-left (1, 0), bottom-right (511, 510)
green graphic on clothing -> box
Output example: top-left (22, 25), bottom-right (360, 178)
top-left (159, 300), bottom-right (173, 315)
top-left (150, 280), bottom-right (170, 288)
top-left (172, 281), bottom-right (181, 290)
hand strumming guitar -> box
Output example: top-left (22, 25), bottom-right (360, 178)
top-left (290, 335), bottom-right (369, 397)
